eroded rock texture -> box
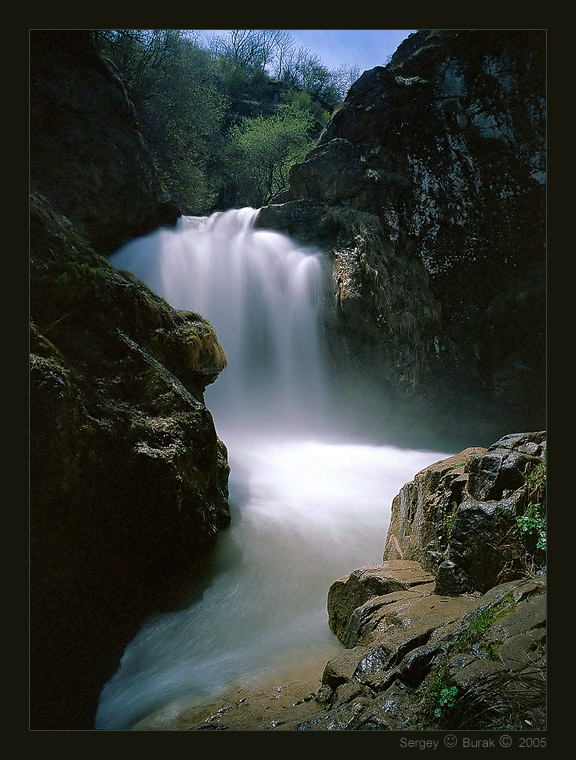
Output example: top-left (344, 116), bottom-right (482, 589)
top-left (29, 32), bottom-right (230, 730)
top-left (259, 29), bottom-right (546, 445)
top-left (384, 431), bottom-right (546, 594)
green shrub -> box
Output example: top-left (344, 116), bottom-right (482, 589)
top-left (516, 460), bottom-right (546, 552)
top-left (516, 502), bottom-right (546, 551)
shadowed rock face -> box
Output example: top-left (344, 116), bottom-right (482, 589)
top-left (29, 194), bottom-right (231, 731)
top-left (29, 30), bottom-right (178, 255)
top-left (29, 33), bottom-right (230, 730)
top-left (259, 29), bottom-right (546, 445)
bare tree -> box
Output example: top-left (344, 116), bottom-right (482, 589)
top-left (208, 29), bottom-right (299, 76)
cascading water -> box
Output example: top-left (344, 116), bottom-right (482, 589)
top-left (95, 208), bottom-right (451, 730)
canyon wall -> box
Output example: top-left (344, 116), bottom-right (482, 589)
top-left (259, 29), bottom-right (546, 445)
top-left (29, 31), bottom-right (229, 729)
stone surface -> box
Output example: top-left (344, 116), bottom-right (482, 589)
top-left (29, 35), bottom-right (229, 730)
top-left (383, 432), bottom-right (546, 595)
top-left (259, 30), bottom-right (546, 444)
top-left (327, 561), bottom-right (435, 644)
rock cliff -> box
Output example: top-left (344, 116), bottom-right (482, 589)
top-left (29, 31), bottom-right (230, 730)
top-left (30, 30), bottom-right (179, 255)
top-left (258, 29), bottom-right (546, 446)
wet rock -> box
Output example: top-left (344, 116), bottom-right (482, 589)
top-left (466, 431), bottom-right (546, 501)
top-left (262, 30), bottom-right (546, 442)
top-left (327, 560), bottom-right (434, 644)
top-left (383, 449), bottom-right (485, 574)
top-left (383, 432), bottom-right (546, 595)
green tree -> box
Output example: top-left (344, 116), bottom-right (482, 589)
top-left (227, 104), bottom-right (315, 206)
top-left (278, 46), bottom-right (351, 108)
top-left (95, 30), bottom-right (227, 213)
top-left (94, 30), bottom-right (186, 98)
top-left (208, 29), bottom-right (290, 75)
top-left (93, 29), bottom-right (349, 213)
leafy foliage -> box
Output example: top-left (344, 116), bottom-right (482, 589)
top-left (517, 460), bottom-right (546, 552)
top-left (434, 686), bottom-right (458, 718)
top-left (92, 29), bottom-right (355, 213)
top-left (227, 104), bottom-right (317, 206)
top-left (517, 502), bottom-right (546, 551)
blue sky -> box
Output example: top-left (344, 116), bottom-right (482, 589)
top-left (196, 29), bottom-right (416, 75)
top-left (287, 29), bottom-right (416, 73)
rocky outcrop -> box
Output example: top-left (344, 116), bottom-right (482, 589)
top-left (258, 30), bottom-right (546, 445)
top-left (307, 570), bottom-right (545, 731)
top-left (30, 30), bottom-right (179, 256)
top-left (384, 431), bottom-right (546, 594)
top-left (311, 431), bottom-right (546, 731)
top-left (29, 32), bottom-right (230, 730)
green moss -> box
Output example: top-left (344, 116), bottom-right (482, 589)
top-left (457, 593), bottom-right (516, 654)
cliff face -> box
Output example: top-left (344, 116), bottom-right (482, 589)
top-left (383, 431), bottom-right (546, 594)
top-left (30, 30), bottom-right (178, 255)
top-left (29, 31), bottom-right (229, 730)
top-left (259, 29), bottom-right (546, 445)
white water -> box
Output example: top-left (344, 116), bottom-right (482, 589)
top-left (95, 208), bottom-right (451, 730)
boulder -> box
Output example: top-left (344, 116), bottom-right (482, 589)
top-left (30, 191), bottom-right (231, 729)
top-left (383, 432), bottom-right (546, 594)
top-left (327, 561), bottom-right (435, 645)
top-left (313, 570), bottom-right (546, 731)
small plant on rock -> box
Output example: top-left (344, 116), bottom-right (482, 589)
top-left (516, 459), bottom-right (546, 552)
top-left (434, 686), bottom-right (458, 719)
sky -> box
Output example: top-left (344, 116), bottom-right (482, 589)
top-left (286, 29), bottom-right (416, 73)
top-left (196, 29), bottom-right (416, 75)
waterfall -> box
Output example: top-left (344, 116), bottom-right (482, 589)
top-left (95, 208), bottom-right (451, 730)
top-left (109, 207), bottom-right (329, 434)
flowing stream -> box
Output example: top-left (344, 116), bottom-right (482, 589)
top-left (95, 208), bottom-right (451, 730)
